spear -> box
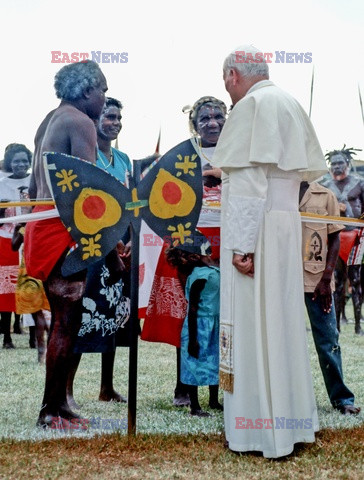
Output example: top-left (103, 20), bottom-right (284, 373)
top-left (309, 66), bottom-right (314, 118)
top-left (359, 83), bottom-right (364, 127)
top-left (155, 127), bottom-right (161, 155)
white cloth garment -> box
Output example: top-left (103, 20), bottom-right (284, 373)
top-left (220, 166), bottom-right (319, 458)
top-left (213, 80), bottom-right (326, 458)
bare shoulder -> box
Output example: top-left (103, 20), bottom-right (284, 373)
top-left (41, 104), bottom-right (97, 160)
top-left (34, 109), bottom-right (57, 144)
top-left (52, 104), bottom-right (95, 130)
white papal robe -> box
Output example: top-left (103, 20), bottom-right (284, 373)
top-left (213, 80), bottom-right (327, 458)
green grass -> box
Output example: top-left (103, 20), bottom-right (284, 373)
top-left (0, 305), bottom-right (363, 478)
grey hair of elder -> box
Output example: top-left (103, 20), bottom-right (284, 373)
top-left (54, 60), bottom-right (104, 101)
top-left (223, 45), bottom-right (269, 78)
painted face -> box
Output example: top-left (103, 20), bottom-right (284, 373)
top-left (10, 151), bottom-right (30, 179)
top-left (330, 154), bottom-right (349, 180)
top-left (97, 105), bottom-right (122, 141)
top-left (195, 104), bottom-right (226, 147)
top-left (87, 73), bottom-right (108, 120)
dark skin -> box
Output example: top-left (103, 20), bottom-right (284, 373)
top-left (32, 71), bottom-right (111, 427)
top-left (66, 102), bottom-right (129, 407)
top-left (324, 155), bottom-right (364, 335)
top-left (187, 278), bottom-right (206, 359)
top-left (97, 105), bottom-right (122, 160)
top-left (195, 104), bottom-right (225, 188)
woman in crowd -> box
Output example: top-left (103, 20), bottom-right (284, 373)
top-left (141, 96), bottom-right (227, 406)
top-left (0, 143), bottom-right (32, 348)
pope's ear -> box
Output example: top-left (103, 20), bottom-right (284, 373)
top-left (231, 69), bottom-right (240, 86)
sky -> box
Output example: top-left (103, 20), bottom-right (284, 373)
top-left (1, 0), bottom-right (364, 163)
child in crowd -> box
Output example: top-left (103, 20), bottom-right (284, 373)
top-left (166, 231), bottom-right (223, 416)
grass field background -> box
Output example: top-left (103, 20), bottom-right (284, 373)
top-left (0, 307), bottom-right (363, 478)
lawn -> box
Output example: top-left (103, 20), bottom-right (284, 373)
top-left (0, 309), bottom-right (363, 479)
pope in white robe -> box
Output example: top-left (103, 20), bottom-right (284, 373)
top-left (213, 45), bottom-right (328, 458)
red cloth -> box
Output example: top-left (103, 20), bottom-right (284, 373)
top-left (141, 242), bottom-right (187, 347)
top-left (339, 230), bottom-right (359, 264)
top-left (0, 237), bottom-right (19, 311)
top-left (24, 206), bottom-right (75, 282)
top-left (141, 227), bottom-right (220, 347)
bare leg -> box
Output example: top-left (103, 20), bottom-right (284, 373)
top-left (209, 385), bottom-right (223, 410)
top-left (340, 279), bottom-right (349, 324)
top-left (13, 313), bottom-right (22, 334)
top-left (99, 351), bottom-right (126, 402)
top-left (37, 255), bottom-right (87, 428)
top-left (348, 265), bottom-right (363, 335)
top-left (33, 310), bottom-right (50, 364)
top-left (1, 312), bottom-right (15, 348)
top-left (189, 386), bottom-right (210, 417)
top-left (173, 347), bottom-right (190, 406)
top-left (29, 326), bottom-right (36, 348)
top-left (66, 352), bottom-right (82, 409)
top-left (334, 259), bottom-right (347, 332)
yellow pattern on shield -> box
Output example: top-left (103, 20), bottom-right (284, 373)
top-left (74, 188), bottom-right (122, 235)
top-left (149, 169), bottom-right (196, 219)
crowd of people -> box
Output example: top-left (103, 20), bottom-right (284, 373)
top-left (0, 44), bottom-right (362, 459)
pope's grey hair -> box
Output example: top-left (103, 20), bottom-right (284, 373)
top-left (54, 60), bottom-right (103, 101)
top-left (223, 45), bottom-right (269, 78)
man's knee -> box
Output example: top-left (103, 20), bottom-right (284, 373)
top-left (46, 279), bottom-right (85, 302)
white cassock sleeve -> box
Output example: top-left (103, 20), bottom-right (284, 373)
top-left (223, 166), bottom-right (268, 255)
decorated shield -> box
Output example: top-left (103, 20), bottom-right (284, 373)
top-left (137, 139), bottom-right (202, 244)
top-left (45, 140), bottom-right (202, 276)
top-left (45, 152), bottom-right (133, 276)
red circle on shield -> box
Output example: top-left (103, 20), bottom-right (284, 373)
top-left (162, 181), bottom-right (182, 204)
top-left (82, 195), bottom-right (106, 219)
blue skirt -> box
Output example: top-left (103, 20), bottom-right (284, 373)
top-left (180, 314), bottom-right (219, 386)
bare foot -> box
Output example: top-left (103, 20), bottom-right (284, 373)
top-left (38, 350), bottom-right (46, 364)
top-left (66, 394), bottom-right (81, 410)
top-left (173, 393), bottom-right (191, 407)
top-left (190, 409), bottom-right (211, 417)
top-left (37, 404), bottom-right (88, 429)
top-left (339, 405), bottom-right (361, 415)
top-left (99, 389), bottom-right (127, 403)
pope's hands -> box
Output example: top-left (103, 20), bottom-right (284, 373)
top-left (232, 253), bottom-right (254, 278)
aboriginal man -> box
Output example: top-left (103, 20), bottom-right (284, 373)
top-left (24, 60), bottom-right (109, 427)
top-left (321, 147), bottom-right (364, 335)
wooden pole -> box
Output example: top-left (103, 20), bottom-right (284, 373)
top-left (0, 200), bottom-right (55, 208)
top-left (127, 159), bottom-right (142, 436)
